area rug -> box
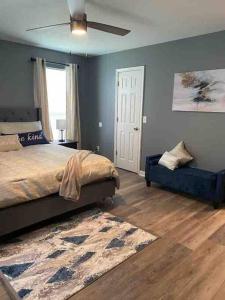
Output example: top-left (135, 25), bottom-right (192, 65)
top-left (0, 209), bottom-right (157, 300)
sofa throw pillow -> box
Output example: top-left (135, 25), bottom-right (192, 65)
top-left (158, 151), bottom-right (180, 170)
top-left (0, 121), bottom-right (42, 134)
top-left (17, 130), bottom-right (49, 147)
top-left (0, 135), bottom-right (23, 152)
top-left (169, 141), bottom-right (193, 165)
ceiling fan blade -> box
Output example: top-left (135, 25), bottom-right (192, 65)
top-left (67, 0), bottom-right (85, 18)
top-left (26, 22), bottom-right (70, 32)
top-left (87, 22), bottom-right (130, 36)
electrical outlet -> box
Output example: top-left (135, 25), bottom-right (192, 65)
top-left (143, 116), bottom-right (147, 124)
top-left (99, 122), bottom-right (103, 128)
top-left (96, 145), bottom-right (100, 152)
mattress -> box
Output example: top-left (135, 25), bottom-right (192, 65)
top-left (0, 144), bottom-right (117, 209)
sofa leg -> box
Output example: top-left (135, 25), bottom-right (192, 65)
top-left (213, 200), bottom-right (219, 209)
top-left (146, 181), bottom-right (151, 187)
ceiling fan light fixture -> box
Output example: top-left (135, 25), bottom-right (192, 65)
top-left (26, 5), bottom-right (131, 37)
top-left (70, 15), bottom-right (87, 35)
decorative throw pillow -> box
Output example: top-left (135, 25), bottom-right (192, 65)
top-left (17, 130), bottom-right (49, 147)
top-left (0, 135), bottom-right (23, 152)
top-left (169, 141), bottom-right (193, 165)
top-left (0, 121), bottom-right (42, 134)
top-left (158, 151), bottom-right (180, 170)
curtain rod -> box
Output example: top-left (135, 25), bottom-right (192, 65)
top-left (30, 57), bottom-right (79, 69)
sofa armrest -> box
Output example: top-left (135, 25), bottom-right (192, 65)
top-left (215, 169), bottom-right (225, 203)
top-left (146, 154), bottom-right (162, 166)
top-left (217, 169), bottom-right (225, 175)
top-left (145, 154), bottom-right (162, 182)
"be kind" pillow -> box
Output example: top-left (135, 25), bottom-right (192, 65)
top-left (17, 130), bottom-right (49, 147)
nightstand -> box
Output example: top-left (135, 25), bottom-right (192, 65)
top-left (55, 140), bottom-right (78, 149)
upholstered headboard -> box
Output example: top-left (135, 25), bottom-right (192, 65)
top-left (0, 108), bottom-right (40, 122)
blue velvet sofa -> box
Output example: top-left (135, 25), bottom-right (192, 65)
top-left (145, 154), bottom-right (225, 208)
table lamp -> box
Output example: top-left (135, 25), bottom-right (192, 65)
top-left (56, 119), bottom-right (66, 142)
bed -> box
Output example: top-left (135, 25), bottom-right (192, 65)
top-left (0, 108), bottom-right (116, 237)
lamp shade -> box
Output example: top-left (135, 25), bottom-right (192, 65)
top-left (56, 119), bottom-right (66, 130)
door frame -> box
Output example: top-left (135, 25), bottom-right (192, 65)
top-left (114, 66), bottom-right (145, 174)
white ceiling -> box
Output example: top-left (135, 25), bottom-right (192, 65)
top-left (0, 0), bottom-right (225, 56)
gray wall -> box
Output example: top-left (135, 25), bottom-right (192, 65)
top-left (2, 31), bottom-right (225, 172)
top-left (87, 30), bottom-right (225, 172)
top-left (0, 40), bottom-right (90, 147)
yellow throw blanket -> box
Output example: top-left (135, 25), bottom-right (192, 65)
top-left (59, 150), bottom-right (119, 201)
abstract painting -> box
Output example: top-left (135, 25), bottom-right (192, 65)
top-left (172, 69), bottom-right (225, 112)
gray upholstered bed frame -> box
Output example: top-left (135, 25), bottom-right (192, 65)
top-left (0, 108), bottom-right (116, 237)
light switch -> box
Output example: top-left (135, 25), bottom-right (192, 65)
top-left (143, 116), bottom-right (147, 124)
top-left (99, 122), bottom-right (103, 128)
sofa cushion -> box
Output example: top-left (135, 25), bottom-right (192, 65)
top-left (149, 165), bottom-right (217, 200)
top-left (176, 167), bottom-right (215, 179)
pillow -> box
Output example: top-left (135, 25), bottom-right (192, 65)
top-left (158, 151), bottom-right (180, 170)
top-left (16, 130), bottom-right (49, 147)
top-left (169, 141), bottom-right (193, 165)
top-left (0, 135), bottom-right (23, 152)
top-left (0, 121), bottom-right (42, 134)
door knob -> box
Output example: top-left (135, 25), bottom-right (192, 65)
top-left (134, 127), bottom-right (139, 131)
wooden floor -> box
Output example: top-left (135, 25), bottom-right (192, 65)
top-left (69, 168), bottom-right (225, 300)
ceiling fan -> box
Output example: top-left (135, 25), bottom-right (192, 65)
top-left (26, 0), bottom-right (130, 36)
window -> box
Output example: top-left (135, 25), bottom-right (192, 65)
top-left (46, 67), bottom-right (66, 140)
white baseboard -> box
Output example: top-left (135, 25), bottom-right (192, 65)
top-left (139, 170), bottom-right (145, 177)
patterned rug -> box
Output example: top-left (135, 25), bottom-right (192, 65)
top-left (0, 209), bottom-right (157, 300)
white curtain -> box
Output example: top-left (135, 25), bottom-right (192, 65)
top-left (66, 64), bottom-right (81, 148)
top-left (33, 57), bottom-right (53, 141)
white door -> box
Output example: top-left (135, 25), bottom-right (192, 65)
top-left (115, 67), bottom-right (144, 173)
